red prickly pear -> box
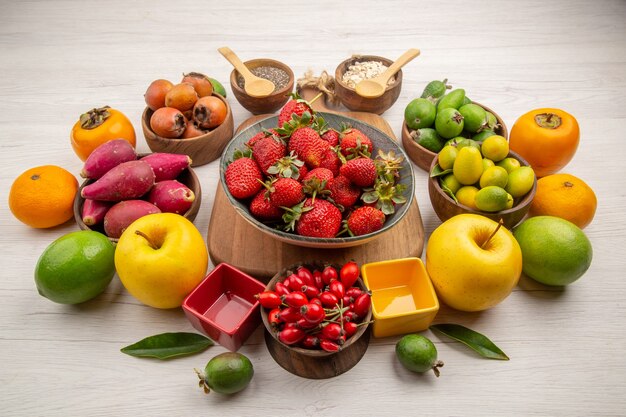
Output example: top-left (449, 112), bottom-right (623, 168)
top-left (80, 139), bottom-right (137, 180)
top-left (146, 180), bottom-right (195, 214)
top-left (103, 200), bottom-right (161, 238)
top-left (81, 160), bottom-right (155, 201)
top-left (140, 153), bottom-right (192, 182)
top-left (82, 199), bottom-right (112, 226)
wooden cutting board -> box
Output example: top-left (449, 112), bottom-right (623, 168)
top-left (207, 88), bottom-right (424, 280)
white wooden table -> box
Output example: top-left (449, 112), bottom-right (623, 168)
top-left (1, 1), bottom-right (625, 415)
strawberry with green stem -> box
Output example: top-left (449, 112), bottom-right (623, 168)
top-left (343, 206), bottom-right (386, 236)
top-left (267, 151), bottom-right (306, 180)
top-left (261, 177), bottom-right (304, 208)
top-left (339, 125), bottom-right (373, 159)
top-left (224, 156), bottom-right (263, 200)
top-left (283, 198), bottom-right (342, 238)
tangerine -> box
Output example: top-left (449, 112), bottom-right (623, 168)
top-left (9, 165), bottom-right (78, 228)
top-left (529, 173), bottom-right (596, 228)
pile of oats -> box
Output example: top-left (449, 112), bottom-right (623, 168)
top-left (341, 60), bottom-right (395, 88)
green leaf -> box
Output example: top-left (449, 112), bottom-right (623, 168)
top-left (430, 324), bottom-right (509, 360)
top-left (430, 163), bottom-right (452, 178)
top-left (121, 332), bottom-right (214, 360)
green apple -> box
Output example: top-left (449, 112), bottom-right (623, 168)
top-left (115, 213), bottom-right (208, 309)
top-left (425, 214), bottom-right (522, 312)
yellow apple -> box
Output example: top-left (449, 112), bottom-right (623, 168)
top-left (115, 213), bottom-right (208, 309)
top-left (425, 214), bottom-right (522, 312)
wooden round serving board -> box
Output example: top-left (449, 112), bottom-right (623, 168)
top-left (207, 88), bottom-right (425, 280)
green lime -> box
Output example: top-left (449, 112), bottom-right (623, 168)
top-left (395, 334), bottom-right (443, 376)
top-left (472, 130), bottom-right (496, 142)
top-left (209, 77), bottom-right (227, 97)
top-left (435, 108), bottom-right (465, 139)
top-left (405, 98), bottom-right (437, 130)
top-left (414, 128), bottom-right (444, 153)
top-left (456, 185), bottom-right (479, 209)
top-left (480, 166), bottom-right (509, 188)
top-left (506, 166), bottom-right (535, 198)
top-left (453, 146), bottom-right (483, 185)
top-left (198, 352), bottom-right (254, 395)
top-left (497, 157), bottom-right (522, 174)
top-left (475, 186), bottom-right (513, 212)
top-left (34, 231), bottom-right (115, 304)
top-left (513, 216), bottom-right (592, 286)
top-left (441, 173), bottom-right (462, 194)
top-left (437, 88), bottom-right (466, 111)
top-left (459, 103), bottom-right (487, 133)
top-left (438, 145), bottom-right (458, 170)
top-left (482, 157), bottom-right (495, 171)
top-left (481, 135), bottom-right (509, 162)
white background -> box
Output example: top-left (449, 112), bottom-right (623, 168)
top-left (1, 0), bottom-right (625, 416)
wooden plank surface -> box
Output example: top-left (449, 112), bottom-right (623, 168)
top-left (1, 1), bottom-right (625, 416)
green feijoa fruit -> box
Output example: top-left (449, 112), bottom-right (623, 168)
top-left (437, 88), bottom-right (466, 111)
top-left (196, 352), bottom-right (254, 395)
top-left (421, 78), bottom-right (452, 101)
top-left (396, 334), bottom-right (444, 377)
top-left (404, 98), bottom-right (437, 130)
top-left (462, 96), bottom-right (472, 106)
top-left (435, 108), bottom-right (465, 139)
top-left (473, 129), bottom-right (497, 142)
top-left (413, 128), bottom-right (444, 153)
top-left (481, 111), bottom-right (498, 131)
top-left (459, 103), bottom-right (487, 133)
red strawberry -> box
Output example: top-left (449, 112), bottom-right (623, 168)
top-left (278, 95), bottom-right (313, 127)
top-left (345, 206), bottom-right (385, 236)
top-left (319, 148), bottom-right (342, 177)
top-left (321, 128), bottom-right (340, 147)
top-left (327, 175), bottom-right (361, 209)
top-left (340, 127), bottom-right (373, 158)
top-left (288, 127), bottom-right (329, 168)
top-left (224, 157), bottom-right (263, 199)
top-left (284, 198), bottom-right (342, 238)
top-left (251, 135), bottom-right (287, 175)
top-left (303, 167), bottom-right (334, 184)
top-left (340, 157), bottom-right (377, 187)
top-left (249, 190), bottom-right (283, 221)
top-left (267, 152), bottom-right (306, 180)
top-left (247, 129), bottom-right (277, 148)
top-left (265, 177), bottom-right (304, 208)
top-left (302, 167), bottom-right (333, 201)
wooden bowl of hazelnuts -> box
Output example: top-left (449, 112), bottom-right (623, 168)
top-left (141, 72), bottom-right (234, 167)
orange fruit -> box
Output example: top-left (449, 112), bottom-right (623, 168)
top-left (509, 108), bottom-right (579, 177)
top-left (9, 165), bottom-right (78, 228)
top-left (529, 173), bottom-right (596, 228)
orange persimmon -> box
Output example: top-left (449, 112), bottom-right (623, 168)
top-left (509, 108), bottom-right (579, 178)
top-left (70, 106), bottom-right (136, 161)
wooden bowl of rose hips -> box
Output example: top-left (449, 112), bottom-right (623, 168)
top-left (142, 72), bottom-right (234, 167)
top-left (259, 261), bottom-right (372, 379)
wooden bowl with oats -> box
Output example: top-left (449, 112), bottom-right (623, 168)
top-left (334, 55), bottom-right (403, 115)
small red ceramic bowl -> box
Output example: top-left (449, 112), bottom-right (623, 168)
top-left (182, 263), bottom-right (266, 352)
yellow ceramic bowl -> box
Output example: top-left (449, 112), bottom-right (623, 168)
top-left (361, 258), bottom-right (439, 338)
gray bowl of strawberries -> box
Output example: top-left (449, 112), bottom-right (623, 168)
top-left (219, 106), bottom-right (414, 249)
